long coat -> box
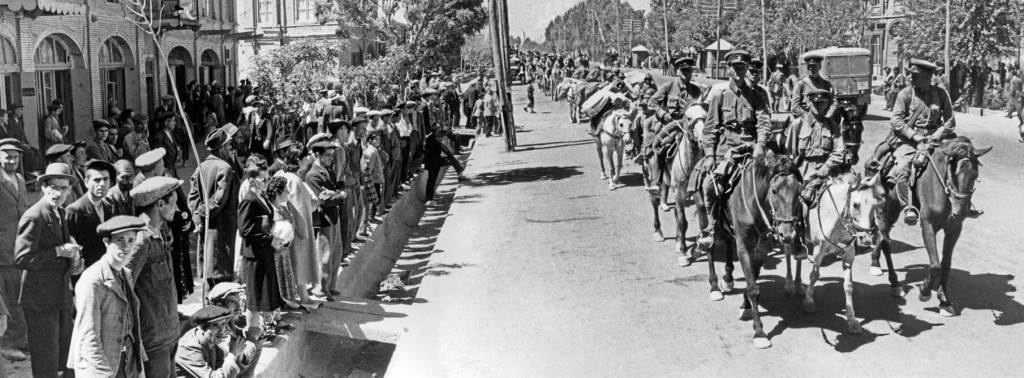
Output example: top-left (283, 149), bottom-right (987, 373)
top-left (128, 227), bottom-right (179, 352)
top-left (14, 200), bottom-right (77, 310)
top-left (0, 173), bottom-right (29, 267)
top-left (66, 195), bottom-right (113, 267)
top-left (188, 154), bottom-right (239, 283)
top-left (68, 259), bottom-right (145, 377)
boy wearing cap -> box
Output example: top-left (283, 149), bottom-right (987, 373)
top-left (67, 159), bottom-right (117, 267)
top-left (67, 215), bottom-right (147, 377)
top-left (16, 163), bottom-right (85, 378)
top-left (176, 305), bottom-right (262, 377)
top-left (128, 176), bottom-right (183, 377)
top-left (0, 139), bottom-right (28, 360)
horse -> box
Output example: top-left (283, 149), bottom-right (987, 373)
top-left (869, 136), bottom-right (990, 316)
top-left (648, 104), bottom-right (705, 266)
top-left (597, 99), bottom-right (633, 190)
top-left (789, 170), bottom-right (885, 335)
top-left (727, 152), bottom-right (802, 349)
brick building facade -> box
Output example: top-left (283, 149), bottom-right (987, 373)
top-left (0, 0), bottom-right (237, 150)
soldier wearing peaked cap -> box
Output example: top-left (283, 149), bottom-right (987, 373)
top-left (795, 89), bottom-right (848, 209)
top-left (864, 58), bottom-right (982, 224)
top-left (791, 52), bottom-right (839, 119)
top-left (694, 49), bottom-right (773, 252)
top-left (652, 55), bottom-right (706, 112)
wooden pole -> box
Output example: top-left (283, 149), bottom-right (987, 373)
top-left (662, 0), bottom-right (670, 74)
top-left (761, 0), bottom-right (768, 86)
top-left (615, 0), bottom-right (622, 60)
top-left (944, 0), bottom-right (951, 73)
top-left (716, 0), bottom-right (722, 79)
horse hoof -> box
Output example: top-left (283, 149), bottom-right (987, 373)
top-left (653, 231), bottom-right (665, 242)
top-left (918, 285), bottom-right (932, 302)
top-left (660, 204), bottom-right (672, 212)
top-left (802, 299), bottom-right (816, 313)
top-left (608, 183), bottom-right (617, 191)
top-left (847, 322), bottom-right (864, 335)
top-left (677, 255), bottom-right (691, 267)
top-left (739, 308), bottom-right (753, 321)
top-left (600, 173), bottom-right (609, 180)
top-left (722, 280), bottom-right (735, 293)
top-left (753, 337), bottom-right (772, 349)
top-left (869, 266), bottom-right (884, 276)
top-left (939, 305), bottom-right (957, 317)
top-left (709, 291), bottom-right (724, 301)
top-left (784, 281), bottom-right (796, 296)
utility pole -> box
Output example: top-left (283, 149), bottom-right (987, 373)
top-left (662, 0), bottom-right (670, 74)
top-left (615, 0), bottom-right (622, 58)
top-left (761, 0), bottom-right (767, 85)
top-left (716, 0), bottom-right (722, 78)
top-left (944, 0), bottom-right (951, 73)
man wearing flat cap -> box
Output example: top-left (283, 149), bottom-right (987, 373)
top-left (128, 176), bottom-right (184, 377)
top-left (151, 112), bottom-right (182, 178)
top-left (175, 305), bottom-right (262, 377)
top-left (652, 55), bottom-right (706, 111)
top-left (67, 216), bottom-right (146, 377)
top-left (304, 140), bottom-right (347, 299)
top-left (66, 159), bottom-right (117, 267)
top-left (0, 138), bottom-right (28, 361)
top-left (696, 49), bottom-right (773, 250)
top-left (189, 126), bottom-right (241, 291)
top-left (791, 53), bottom-right (839, 119)
top-left (16, 163), bottom-right (85, 378)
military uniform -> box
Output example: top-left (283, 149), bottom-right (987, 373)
top-left (697, 50), bottom-right (772, 246)
top-left (651, 56), bottom-right (705, 111)
top-left (790, 53), bottom-right (839, 119)
top-left (796, 89), bottom-right (847, 203)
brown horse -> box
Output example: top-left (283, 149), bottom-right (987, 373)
top-left (727, 152), bottom-right (802, 349)
top-left (869, 136), bottom-right (990, 316)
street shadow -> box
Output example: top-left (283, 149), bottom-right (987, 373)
top-left (525, 216), bottom-right (601, 224)
top-left (452, 193), bottom-right (484, 204)
top-left (756, 275), bottom-right (939, 353)
top-left (901, 265), bottom-right (1024, 325)
top-left (465, 165), bottom-right (584, 187)
top-left (862, 114), bottom-right (890, 121)
top-left (516, 139), bottom-right (593, 151)
top-left (618, 172), bottom-right (645, 187)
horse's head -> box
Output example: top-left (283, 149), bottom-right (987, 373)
top-left (847, 172), bottom-right (886, 248)
top-left (939, 136), bottom-right (991, 221)
top-left (682, 103), bottom-right (708, 139)
top-left (764, 153), bottom-right (802, 243)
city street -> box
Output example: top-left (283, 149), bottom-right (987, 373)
top-left (386, 82), bottom-right (1024, 377)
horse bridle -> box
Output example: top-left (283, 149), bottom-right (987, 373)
top-left (750, 164), bottom-right (800, 241)
top-left (817, 182), bottom-right (877, 251)
top-left (927, 153), bottom-right (975, 202)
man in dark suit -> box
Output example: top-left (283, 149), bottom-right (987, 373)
top-left (150, 112), bottom-right (181, 179)
top-left (188, 126), bottom-right (240, 291)
top-left (304, 140), bottom-right (346, 299)
top-left (66, 159), bottom-right (116, 268)
top-left (105, 159), bottom-right (135, 217)
top-left (0, 139), bottom-right (29, 361)
top-left (85, 120), bottom-right (117, 163)
top-left (15, 163), bottom-right (85, 378)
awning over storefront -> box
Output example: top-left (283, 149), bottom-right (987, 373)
top-left (3, 0), bottom-right (87, 15)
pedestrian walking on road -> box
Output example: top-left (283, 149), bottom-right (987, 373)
top-left (525, 80), bottom-right (536, 113)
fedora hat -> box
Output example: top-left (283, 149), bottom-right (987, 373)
top-left (38, 163), bottom-right (78, 184)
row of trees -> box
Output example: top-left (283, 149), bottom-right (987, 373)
top-left (541, 0), bottom-right (1022, 69)
top-left (249, 0), bottom-right (489, 106)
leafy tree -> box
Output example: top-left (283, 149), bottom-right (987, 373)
top-left (900, 0), bottom-right (1022, 64)
top-left (249, 39), bottom-right (345, 103)
top-left (728, 0), bottom-right (868, 63)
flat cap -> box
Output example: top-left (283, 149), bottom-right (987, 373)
top-left (724, 50), bottom-right (752, 65)
top-left (205, 129), bottom-right (230, 149)
top-left (421, 88), bottom-right (439, 95)
top-left (93, 119), bottom-right (111, 130)
top-left (44, 143), bottom-right (75, 158)
top-left (306, 133), bottom-right (333, 148)
top-left (134, 148), bottom-right (166, 170)
top-left (47, 103), bottom-right (62, 112)
top-left (353, 106), bottom-right (370, 114)
top-left (84, 159), bottom-right (116, 179)
top-left (380, 109), bottom-right (395, 116)
top-left (159, 94), bottom-right (174, 101)
top-left (245, 95), bottom-right (258, 105)
top-left (274, 138), bottom-right (298, 152)
top-left (350, 116), bottom-right (368, 124)
top-left (366, 110), bottom-right (382, 117)
top-left (207, 282), bottom-right (245, 303)
top-left (0, 138), bottom-right (23, 152)
top-left (130, 176), bottom-right (183, 207)
top-left (192, 305), bottom-right (234, 325)
top-left (403, 100), bottom-right (418, 107)
top-left (908, 58), bottom-right (938, 73)
top-left (96, 215), bottom-right (147, 238)
top-left (309, 140), bottom-right (338, 150)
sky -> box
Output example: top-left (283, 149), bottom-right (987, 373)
top-left (507, 0), bottom-right (651, 43)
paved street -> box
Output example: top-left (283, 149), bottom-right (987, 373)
top-left (386, 82), bottom-right (1024, 377)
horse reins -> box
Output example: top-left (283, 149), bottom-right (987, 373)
top-left (748, 162), bottom-right (799, 241)
top-left (926, 153), bottom-right (974, 201)
top-left (816, 182), bottom-right (875, 251)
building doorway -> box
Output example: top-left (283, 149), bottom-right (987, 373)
top-left (201, 49), bottom-right (223, 86)
top-left (167, 46), bottom-right (193, 97)
top-left (100, 37), bottom-right (133, 118)
top-left (35, 34), bottom-right (79, 144)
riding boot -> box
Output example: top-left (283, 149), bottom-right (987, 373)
top-left (801, 176), bottom-right (825, 206)
top-left (894, 169), bottom-right (919, 226)
top-left (697, 178), bottom-right (719, 250)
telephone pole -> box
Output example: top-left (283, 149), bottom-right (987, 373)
top-left (662, 0), bottom-right (670, 73)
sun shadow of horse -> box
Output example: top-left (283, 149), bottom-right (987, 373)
top-left (464, 165), bottom-right (584, 187)
top-left (901, 265), bottom-right (1023, 325)
top-left (756, 275), bottom-right (942, 352)
top-left (618, 172), bottom-right (645, 187)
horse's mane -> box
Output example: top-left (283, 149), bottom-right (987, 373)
top-left (750, 152), bottom-right (798, 181)
top-left (938, 136), bottom-right (974, 159)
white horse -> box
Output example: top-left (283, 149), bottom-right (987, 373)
top-left (598, 99), bottom-right (633, 190)
top-left (788, 171), bottom-right (885, 335)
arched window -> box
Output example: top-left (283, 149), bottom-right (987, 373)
top-left (98, 39), bottom-right (124, 67)
top-left (35, 36), bottom-right (71, 69)
top-left (0, 36), bottom-right (19, 109)
top-left (0, 37), bottom-right (16, 66)
top-left (99, 38), bottom-right (130, 117)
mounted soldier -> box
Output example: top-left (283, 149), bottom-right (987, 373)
top-left (796, 89), bottom-right (847, 206)
top-left (864, 58), bottom-right (982, 224)
top-left (695, 50), bottom-right (773, 249)
top-left (790, 53), bottom-right (838, 120)
top-left (651, 56), bottom-right (705, 111)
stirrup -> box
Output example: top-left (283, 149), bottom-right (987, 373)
top-left (967, 207), bottom-right (984, 218)
top-left (696, 233), bottom-right (715, 250)
top-left (902, 206), bottom-right (920, 226)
